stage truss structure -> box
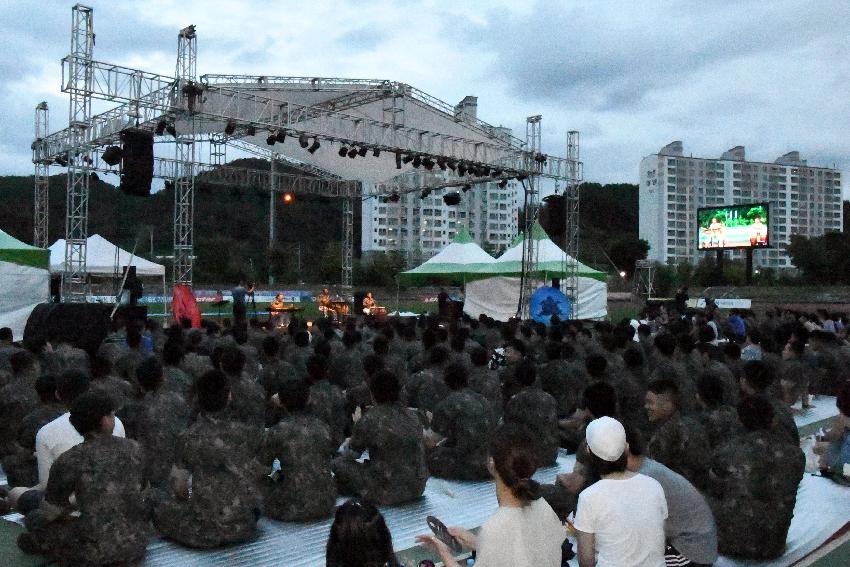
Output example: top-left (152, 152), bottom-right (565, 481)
top-left (633, 259), bottom-right (656, 299)
top-left (34, 4), bottom-right (581, 315)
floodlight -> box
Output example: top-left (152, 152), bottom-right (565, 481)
top-left (461, 184), bottom-right (471, 192)
top-left (358, 146), bottom-right (367, 157)
top-left (498, 179), bottom-right (508, 188)
top-left (166, 123), bottom-right (177, 137)
top-left (282, 192), bottom-right (294, 204)
top-left (412, 155), bottom-right (422, 168)
top-left (388, 192), bottom-right (401, 203)
top-left (422, 157), bottom-right (434, 170)
top-left (276, 130), bottom-right (287, 143)
top-left (457, 163), bottom-right (467, 176)
top-left (224, 120), bottom-right (236, 135)
top-left (246, 125), bottom-right (256, 136)
top-left (443, 191), bottom-right (461, 206)
top-left (339, 146), bottom-right (349, 157)
top-left (373, 148), bottom-right (381, 157)
top-left (298, 133), bottom-right (309, 148)
top-left (447, 160), bottom-right (457, 171)
top-left (308, 138), bottom-right (321, 153)
top-left (348, 147), bottom-right (358, 158)
top-left (420, 188), bottom-right (431, 199)
top-left (266, 133), bottom-right (276, 145)
top-left (402, 154), bottom-right (414, 164)
top-left (155, 120), bottom-right (167, 135)
top-left (437, 158), bottom-right (446, 171)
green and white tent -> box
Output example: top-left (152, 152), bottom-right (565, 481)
top-left (399, 228), bottom-right (496, 285)
top-left (464, 222), bottom-right (608, 320)
top-left (0, 229), bottom-right (50, 339)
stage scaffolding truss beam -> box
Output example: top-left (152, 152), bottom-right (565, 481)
top-left (33, 102), bottom-right (50, 249)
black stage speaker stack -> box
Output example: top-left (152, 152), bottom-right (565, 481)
top-left (24, 303), bottom-right (148, 356)
top-left (120, 128), bottom-right (154, 196)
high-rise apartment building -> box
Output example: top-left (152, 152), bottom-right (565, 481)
top-left (361, 180), bottom-right (519, 264)
top-left (640, 141), bottom-right (842, 269)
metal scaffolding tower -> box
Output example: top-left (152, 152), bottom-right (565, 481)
top-left (518, 115), bottom-right (543, 318)
top-left (563, 130), bottom-right (581, 317)
top-left (633, 259), bottom-right (656, 299)
top-left (63, 4), bottom-right (94, 302)
top-left (342, 198), bottom-right (354, 287)
top-left (172, 25), bottom-right (197, 285)
top-left (33, 102), bottom-right (50, 249)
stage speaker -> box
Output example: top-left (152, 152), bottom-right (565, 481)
top-left (539, 194), bottom-right (565, 238)
top-left (353, 291), bottom-right (367, 315)
top-left (24, 303), bottom-right (114, 356)
top-left (120, 128), bottom-right (154, 196)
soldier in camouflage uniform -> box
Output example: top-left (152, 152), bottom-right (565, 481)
top-left (406, 345), bottom-right (451, 413)
top-left (707, 396), bottom-right (805, 560)
top-left (154, 369), bottom-right (262, 548)
top-left (306, 354), bottom-right (349, 447)
top-left (0, 351), bottom-right (40, 458)
top-left (503, 359), bottom-right (560, 466)
top-left (89, 355), bottom-right (134, 411)
top-left (427, 363), bottom-right (494, 480)
top-left (645, 378), bottom-right (711, 489)
top-left (131, 357), bottom-right (191, 486)
top-left (1, 374), bottom-right (64, 487)
top-left (261, 378), bottom-right (337, 521)
top-left (18, 390), bottom-right (150, 566)
top-left (333, 369), bottom-right (428, 506)
top-left (741, 360), bottom-right (799, 447)
top-left (538, 341), bottom-right (589, 420)
top-left (162, 340), bottom-right (193, 397)
top-left (696, 371), bottom-right (742, 451)
top-left (219, 345), bottom-right (266, 431)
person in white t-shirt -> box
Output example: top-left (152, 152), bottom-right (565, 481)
top-left (417, 423), bottom-right (566, 567)
top-left (573, 416), bottom-right (668, 567)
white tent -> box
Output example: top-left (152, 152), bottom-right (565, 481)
top-left (399, 228), bottom-right (496, 285)
top-left (464, 222), bottom-right (608, 321)
top-left (0, 229), bottom-right (49, 339)
top-left (49, 234), bottom-right (165, 276)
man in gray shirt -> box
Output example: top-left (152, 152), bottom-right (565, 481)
top-left (625, 424), bottom-right (718, 567)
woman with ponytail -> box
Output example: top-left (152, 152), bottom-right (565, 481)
top-left (417, 423), bottom-right (565, 567)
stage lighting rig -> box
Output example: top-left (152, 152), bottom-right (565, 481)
top-left (282, 192), bottom-right (294, 204)
top-left (357, 146), bottom-right (367, 157)
top-left (443, 191), bottom-right (461, 205)
top-left (339, 146), bottom-right (349, 157)
top-left (266, 132), bottom-right (276, 145)
top-left (54, 156), bottom-right (68, 167)
top-left (245, 125), bottom-right (256, 136)
top-left (388, 192), bottom-right (400, 203)
top-left (347, 147), bottom-right (358, 158)
top-left (166, 123), bottom-right (177, 137)
top-left (457, 163), bottom-right (467, 176)
top-left (373, 148), bottom-right (381, 157)
top-left (420, 188), bottom-right (431, 199)
top-left (224, 120), bottom-right (236, 135)
top-left (276, 129), bottom-right (287, 143)
top-left (412, 155), bottom-right (422, 168)
top-left (437, 158), bottom-right (447, 171)
top-left (298, 133), bottom-right (309, 148)
top-left (307, 138), bottom-right (321, 153)
top-left (395, 151), bottom-right (402, 169)
top-left (447, 160), bottom-right (457, 171)
top-left (498, 179), bottom-right (508, 188)
top-left (155, 120), bottom-right (167, 135)
top-left (402, 154), bottom-right (414, 164)
top-left (422, 157), bottom-right (434, 170)
top-left (461, 184), bottom-right (471, 192)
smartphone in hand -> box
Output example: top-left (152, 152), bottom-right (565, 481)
top-left (426, 515), bottom-right (463, 554)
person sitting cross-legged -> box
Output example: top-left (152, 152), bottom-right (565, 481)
top-left (153, 369), bottom-right (262, 548)
top-left (333, 369), bottom-right (428, 506)
top-left (17, 390), bottom-right (150, 566)
top-left (262, 378), bottom-right (337, 521)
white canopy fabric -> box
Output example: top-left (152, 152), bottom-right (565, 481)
top-left (49, 234), bottom-right (165, 277)
top-left (399, 228), bottom-right (496, 285)
top-left (464, 276), bottom-right (608, 321)
top-left (0, 229), bottom-right (49, 339)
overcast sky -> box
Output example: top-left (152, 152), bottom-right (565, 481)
top-left (1, 0), bottom-right (848, 193)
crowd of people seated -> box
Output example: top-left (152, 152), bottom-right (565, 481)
top-left (0, 299), bottom-right (847, 566)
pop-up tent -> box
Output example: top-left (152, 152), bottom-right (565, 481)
top-left (398, 227), bottom-right (496, 285)
top-left (464, 222), bottom-right (608, 321)
top-left (49, 234), bottom-right (167, 312)
top-left (0, 229), bottom-right (50, 339)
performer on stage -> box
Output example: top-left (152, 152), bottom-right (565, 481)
top-left (270, 293), bottom-right (286, 312)
top-left (232, 280), bottom-right (248, 325)
top-left (318, 288), bottom-right (335, 318)
top-left (362, 292), bottom-right (376, 315)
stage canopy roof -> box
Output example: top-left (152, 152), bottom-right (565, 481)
top-left (472, 221), bottom-right (607, 282)
top-left (399, 228), bottom-right (496, 285)
top-left (49, 234), bottom-right (165, 277)
top-left (0, 229), bottom-right (49, 269)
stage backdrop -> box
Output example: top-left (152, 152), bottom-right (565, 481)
top-left (0, 229), bottom-right (49, 340)
top-left (464, 276), bottom-right (607, 322)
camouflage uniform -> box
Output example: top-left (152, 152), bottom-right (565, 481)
top-left (162, 364), bottom-right (193, 397)
top-left (114, 349), bottom-right (147, 384)
top-left (467, 364), bottom-right (502, 420)
top-left (503, 388), bottom-right (560, 466)
top-left (0, 376), bottom-right (38, 457)
top-left (224, 372), bottom-right (266, 431)
top-left (406, 369), bottom-right (450, 413)
top-left (23, 435), bottom-right (150, 566)
top-left (90, 375), bottom-right (134, 410)
top-left (154, 413), bottom-right (262, 548)
top-left (767, 395), bottom-right (800, 447)
top-left (1, 402), bottom-right (64, 487)
top-left (261, 412), bottom-right (337, 521)
top-left (329, 348), bottom-right (365, 389)
top-left (647, 412), bottom-right (711, 490)
top-left (538, 360), bottom-right (588, 418)
top-left (332, 403), bottom-right (428, 506)
top-left (135, 389), bottom-right (191, 486)
top-left (708, 430), bottom-right (805, 559)
top-left (42, 343), bottom-right (90, 375)
top-left (651, 359), bottom-right (699, 415)
top-left (701, 404), bottom-right (743, 451)
top-left (307, 380), bottom-right (349, 447)
top-left (428, 389), bottom-right (494, 480)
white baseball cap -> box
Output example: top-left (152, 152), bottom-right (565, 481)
top-left (585, 416), bottom-right (626, 462)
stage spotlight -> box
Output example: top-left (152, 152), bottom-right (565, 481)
top-left (358, 146), bottom-right (367, 157)
top-left (437, 158), bottom-right (447, 171)
top-left (373, 147), bottom-right (381, 157)
top-left (443, 191), bottom-right (461, 205)
top-left (447, 160), bottom-right (457, 171)
top-left (347, 147), bottom-right (358, 158)
top-left (388, 191), bottom-right (400, 203)
top-left (422, 157), bottom-right (434, 170)
top-left (166, 123), bottom-right (177, 137)
top-left (493, 169), bottom-right (503, 177)
top-left (516, 175), bottom-right (528, 182)
top-left (155, 120), bottom-right (167, 135)
top-left (282, 192), bottom-right (294, 204)
top-left (395, 151), bottom-right (402, 169)
top-left (535, 153), bottom-right (547, 164)
top-left (461, 184), bottom-right (471, 192)
top-left (101, 145), bottom-right (123, 166)
top-left (266, 133), bottom-right (276, 145)
top-left (54, 156), bottom-right (68, 167)
top-left (246, 125), bottom-right (256, 136)
top-left (308, 138), bottom-right (320, 153)
top-left (298, 133), bottom-right (309, 148)
top-left (420, 188), bottom-right (431, 199)
top-left (276, 129), bottom-right (287, 143)
top-left (224, 120), bottom-right (236, 135)
top-left (482, 167), bottom-right (491, 177)
top-left (457, 163), bottom-right (467, 176)
top-left (498, 178), bottom-right (508, 188)
top-left (339, 146), bottom-right (349, 157)
top-left (412, 155), bottom-right (422, 168)
top-left (402, 154), bottom-right (414, 164)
